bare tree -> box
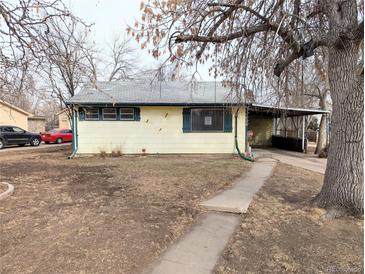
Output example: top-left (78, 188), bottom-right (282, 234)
top-left (38, 17), bottom-right (96, 105)
top-left (132, 0), bottom-right (364, 216)
top-left (104, 36), bottom-right (137, 81)
top-left (0, 1), bottom-right (80, 66)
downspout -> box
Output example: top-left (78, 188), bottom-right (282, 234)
top-left (68, 108), bottom-right (78, 159)
top-left (234, 108), bottom-right (254, 162)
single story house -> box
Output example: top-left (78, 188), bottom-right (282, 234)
top-left (0, 100), bottom-right (46, 133)
top-left (66, 81), bottom-right (329, 156)
top-left (28, 116), bottom-right (46, 133)
top-left (56, 109), bottom-right (71, 129)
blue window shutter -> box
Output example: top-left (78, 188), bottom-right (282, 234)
top-left (134, 107), bottom-right (141, 121)
top-left (79, 110), bottom-right (85, 121)
top-left (224, 109), bottom-right (232, 132)
top-left (182, 108), bottom-right (191, 132)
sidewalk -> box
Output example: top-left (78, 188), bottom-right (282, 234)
top-left (148, 158), bottom-right (276, 274)
top-left (254, 148), bottom-right (326, 174)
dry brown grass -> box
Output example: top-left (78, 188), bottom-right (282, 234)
top-left (0, 147), bottom-right (250, 274)
top-left (215, 163), bottom-right (363, 274)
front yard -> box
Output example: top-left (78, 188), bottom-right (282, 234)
top-left (1, 147), bottom-right (363, 274)
top-left (215, 163), bottom-right (363, 273)
top-left (0, 147), bottom-right (249, 274)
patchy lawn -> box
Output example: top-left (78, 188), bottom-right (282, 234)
top-left (0, 147), bottom-right (249, 274)
top-left (215, 163), bottom-right (363, 274)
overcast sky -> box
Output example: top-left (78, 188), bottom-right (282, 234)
top-left (67, 0), bottom-right (213, 80)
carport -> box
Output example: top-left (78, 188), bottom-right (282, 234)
top-left (246, 104), bottom-right (330, 152)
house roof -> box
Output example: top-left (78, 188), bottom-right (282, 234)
top-left (0, 99), bottom-right (33, 116)
top-left (28, 115), bottom-right (46, 120)
top-left (66, 81), bottom-right (239, 106)
top-left (66, 81), bottom-right (329, 116)
top-left (56, 108), bottom-right (69, 115)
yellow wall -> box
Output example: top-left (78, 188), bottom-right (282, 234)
top-left (0, 102), bottom-right (29, 130)
top-left (249, 117), bottom-right (272, 146)
top-left (58, 111), bottom-right (71, 129)
top-left (76, 106), bottom-right (246, 154)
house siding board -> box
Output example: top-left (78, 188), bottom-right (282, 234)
top-left (0, 102), bottom-right (29, 130)
top-left (76, 106), bottom-right (246, 154)
top-left (58, 111), bottom-right (71, 129)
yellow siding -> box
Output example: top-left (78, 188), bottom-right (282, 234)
top-left (0, 102), bottom-right (29, 130)
top-left (77, 106), bottom-right (246, 154)
top-left (249, 117), bottom-right (272, 146)
top-left (58, 111), bottom-right (71, 129)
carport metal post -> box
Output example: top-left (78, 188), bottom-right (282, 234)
top-left (302, 115), bottom-right (305, 152)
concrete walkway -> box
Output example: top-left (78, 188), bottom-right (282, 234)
top-left (149, 214), bottom-right (239, 274)
top-left (148, 158), bottom-right (276, 274)
top-left (254, 148), bottom-right (327, 174)
top-left (200, 158), bottom-right (277, 213)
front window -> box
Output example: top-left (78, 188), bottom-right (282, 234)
top-left (120, 108), bottom-right (134, 120)
top-left (85, 108), bottom-right (99, 120)
top-left (12, 127), bottom-right (25, 133)
top-left (191, 109), bottom-right (224, 132)
top-left (102, 108), bottom-right (117, 120)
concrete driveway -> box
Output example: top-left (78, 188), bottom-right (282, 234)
top-left (0, 142), bottom-right (71, 153)
top-left (253, 148), bottom-right (327, 174)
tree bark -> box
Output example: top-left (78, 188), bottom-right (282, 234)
top-left (314, 42), bottom-right (364, 215)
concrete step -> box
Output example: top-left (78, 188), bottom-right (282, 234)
top-left (200, 158), bottom-right (276, 214)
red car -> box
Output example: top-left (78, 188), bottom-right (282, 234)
top-left (41, 128), bottom-right (73, 144)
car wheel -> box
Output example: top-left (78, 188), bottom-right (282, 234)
top-left (0, 139), bottom-right (4, 149)
top-left (30, 138), bottom-right (41, 146)
top-left (56, 138), bottom-right (63, 144)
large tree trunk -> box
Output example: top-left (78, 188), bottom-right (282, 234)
top-left (314, 41), bottom-right (364, 215)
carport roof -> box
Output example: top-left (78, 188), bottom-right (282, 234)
top-left (248, 103), bottom-right (330, 117)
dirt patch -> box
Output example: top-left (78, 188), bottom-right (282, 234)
top-left (215, 163), bottom-right (363, 274)
top-left (0, 182), bottom-right (8, 194)
top-left (0, 147), bottom-right (250, 274)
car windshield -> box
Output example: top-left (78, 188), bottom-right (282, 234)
top-left (49, 129), bottom-right (59, 133)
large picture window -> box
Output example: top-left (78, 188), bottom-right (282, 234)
top-left (102, 108), bottom-right (117, 120)
top-left (191, 109), bottom-right (224, 132)
top-left (85, 108), bottom-right (100, 120)
top-left (120, 108), bottom-right (134, 120)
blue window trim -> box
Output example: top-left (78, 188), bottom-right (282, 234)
top-left (120, 107), bottom-right (135, 121)
top-left (182, 107), bottom-right (232, 133)
top-left (79, 107), bottom-right (140, 122)
top-left (102, 107), bottom-right (118, 120)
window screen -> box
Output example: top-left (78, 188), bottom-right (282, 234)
top-left (120, 108), bottom-right (134, 120)
top-left (85, 108), bottom-right (99, 120)
top-left (191, 109), bottom-right (224, 132)
top-left (102, 108), bottom-right (117, 120)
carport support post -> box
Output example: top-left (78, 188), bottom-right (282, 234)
top-left (302, 116), bottom-right (305, 152)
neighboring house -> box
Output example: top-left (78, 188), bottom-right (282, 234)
top-left (57, 109), bottom-right (71, 129)
top-left (66, 81), bottom-right (329, 155)
top-left (0, 100), bottom-right (33, 130)
top-left (0, 99), bottom-right (47, 133)
top-left (28, 116), bottom-right (46, 133)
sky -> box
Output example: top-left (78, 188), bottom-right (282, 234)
top-left (67, 0), bottom-right (214, 80)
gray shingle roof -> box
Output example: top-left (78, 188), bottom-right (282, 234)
top-left (66, 81), bottom-right (240, 105)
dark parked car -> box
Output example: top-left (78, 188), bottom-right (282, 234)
top-left (0, 125), bottom-right (41, 149)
